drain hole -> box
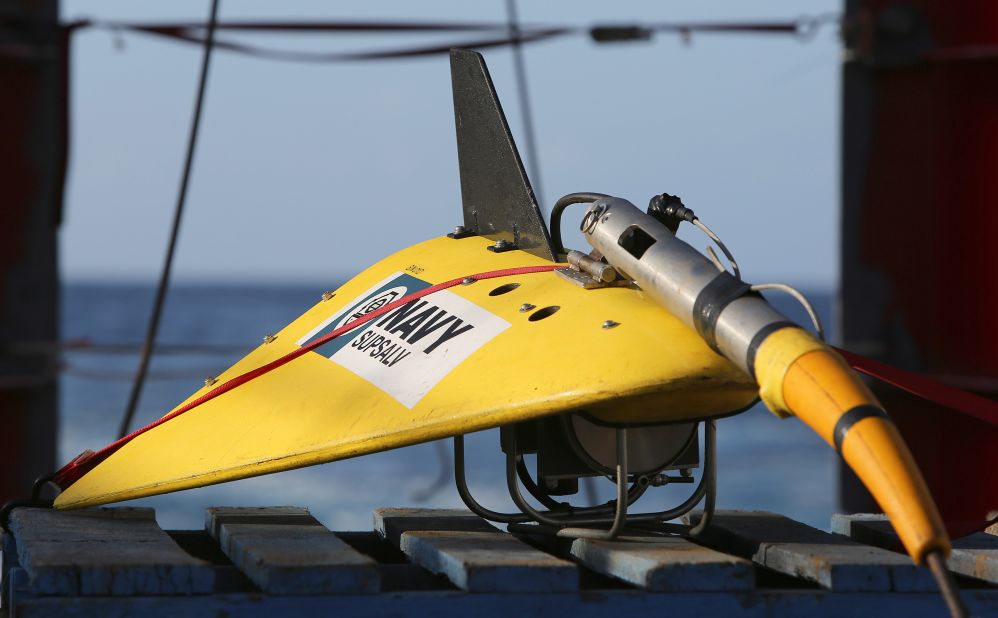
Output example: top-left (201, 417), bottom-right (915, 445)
top-left (528, 306), bottom-right (560, 322)
top-left (489, 283), bottom-right (520, 296)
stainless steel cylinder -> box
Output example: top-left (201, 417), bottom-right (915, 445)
top-left (581, 197), bottom-right (792, 375)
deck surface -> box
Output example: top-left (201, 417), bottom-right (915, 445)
top-left (3, 506), bottom-right (998, 617)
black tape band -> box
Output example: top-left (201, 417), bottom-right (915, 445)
top-left (833, 405), bottom-right (890, 454)
top-left (692, 272), bottom-right (754, 351)
top-left (745, 320), bottom-right (796, 380)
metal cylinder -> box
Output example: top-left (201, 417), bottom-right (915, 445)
top-left (580, 197), bottom-right (789, 374)
top-left (566, 250), bottom-right (616, 283)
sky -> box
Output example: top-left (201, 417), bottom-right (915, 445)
top-left (60, 1), bottom-right (841, 288)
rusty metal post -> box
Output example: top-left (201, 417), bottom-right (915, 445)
top-left (0, 0), bottom-right (63, 502)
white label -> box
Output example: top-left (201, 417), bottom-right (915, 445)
top-left (298, 272), bottom-right (509, 408)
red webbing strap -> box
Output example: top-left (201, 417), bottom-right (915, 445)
top-left (53, 264), bottom-right (565, 489)
top-left (835, 346), bottom-right (998, 429)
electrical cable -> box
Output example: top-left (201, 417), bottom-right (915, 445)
top-left (550, 192), bottom-right (611, 257)
top-left (126, 26), bottom-right (571, 64)
top-left (692, 218), bottom-right (740, 280)
top-left (59, 16), bottom-right (840, 65)
top-left (117, 0), bottom-right (221, 440)
top-left (750, 282), bottom-right (825, 341)
top-left (684, 204), bottom-right (965, 616)
top-left (926, 550), bottom-right (969, 618)
top-left (676, 202), bottom-right (822, 341)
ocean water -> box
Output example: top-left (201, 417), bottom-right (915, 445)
top-left (60, 283), bottom-right (837, 531)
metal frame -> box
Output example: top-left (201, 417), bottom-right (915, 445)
top-left (453, 420), bottom-right (718, 540)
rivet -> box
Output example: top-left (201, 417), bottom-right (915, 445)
top-left (602, 320), bottom-right (620, 329)
top-left (321, 291), bottom-right (335, 301)
top-left (462, 277), bottom-right (477, 285)
top-left (204, 376), bottom-right (219, 387)
top-left (519, 303), bottom-right (536, 312)
top-left (263, 334), bottom-right (277, 344)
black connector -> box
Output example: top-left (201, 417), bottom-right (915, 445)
top-left (647, 193), bottom-right (697, 233)
top-left (590, 25), bottom-right (653, 43)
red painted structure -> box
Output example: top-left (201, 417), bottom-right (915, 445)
top-left (0, 0), bottom-right (63, 503)
top-left (840, 0), bottom-right (998, 534)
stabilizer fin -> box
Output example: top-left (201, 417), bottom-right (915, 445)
top-left (450, 49), bottom-right (556, 261)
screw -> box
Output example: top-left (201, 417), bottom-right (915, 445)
top-left (453, 225), bottom-right (468, 235)
top-left (461, 277), bottom-right (476, 285)
top-left (681, 468), bottom-right (693, 478)
top-left (204, 376), bottom-right (219, 388)
top-left (602, 320), bottom-right (620, 329)
top-left (519, 303), bottom-right (536, 312)
top-left (321, 291), bottom-right (335, 301)
top-left (263, 334), bottom-right (277, 344)
top-left (493, 239), bottom-right (512, 250)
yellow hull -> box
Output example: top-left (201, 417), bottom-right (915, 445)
top-left (56, 235), bottom-right (756, 509)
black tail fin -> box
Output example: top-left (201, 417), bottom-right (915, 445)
top-left (450, 49), bottom-right (556, 261)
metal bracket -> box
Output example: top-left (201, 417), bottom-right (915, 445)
top-left (447, 225), bottom-right (477, 240)
top-left (555, 268), bottom-right (634, 290)
top-left (453, 421), bottom-right (718, 541)
top-left (486, 239), bottom-right (517, 253)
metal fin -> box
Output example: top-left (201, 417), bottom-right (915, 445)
top-left (450, 49), bottom-right (556, 261)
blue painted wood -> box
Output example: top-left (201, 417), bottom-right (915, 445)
top-left (6, 506), bottom-right (998, 617)
top-left (373, 507), bottom-right (496, 545)
top-left (689, 510), bottom-right (935, 591)
top-left (10, 589), bottom-right (998, 618)
top-left (374, 508), bottom-right (577, 592)
top-left (569, 535), bottom-right (755, 591)
top-left (7, 507), bottom-right (214, 596)
top-left (206, 506), bottom-right (379, 595)
top-left (833, 513), bottom-right (998, 585)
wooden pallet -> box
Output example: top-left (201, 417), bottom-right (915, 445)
top-left (3, 506), bottom-right (997, 617)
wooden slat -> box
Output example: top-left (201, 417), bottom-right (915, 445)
top-left (568, 535), bottom-right (755, 591)
top-left (373, 507), bottom-right (497, 545)
top-left (206, 506), bottom-right (379, 595)
top-left (688, 510), bottom-right (934, 591)
top-left (833, 513), bottom-right (998, 584)
top-left (373, 508), bottom-right (577, 592)
top-left (7, 507), bottom-right (214, 596)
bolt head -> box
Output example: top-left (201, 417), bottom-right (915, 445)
top-left (602, 320), bottom-right (620, 329)
top-left (263, 334), bottom-right (277, 344)
top-left (519, 303), bottom-right (536, 312)
top-left (494, 239), bottom-right (511, 249)
top-left (204, 376), bottom-right (218, 387)
top-left (321, 291), bottom-right (335, 301)
top-left (461, 277), bottom-right (476, 285)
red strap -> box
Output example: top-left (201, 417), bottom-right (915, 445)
top-left (835, 347), bottom-right (998, 429)
top-left (54, 265), bottom-right (565, 489)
